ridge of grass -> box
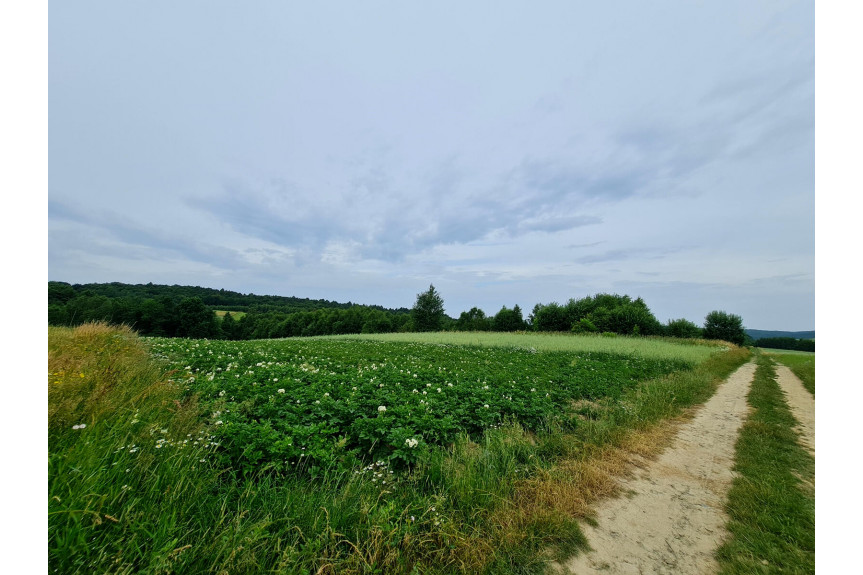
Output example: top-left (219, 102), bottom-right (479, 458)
top-left (715, 353), bottom-right (815, 574)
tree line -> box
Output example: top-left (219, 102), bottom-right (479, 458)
top-left (48, 281), bottom-right (747, 345)
top-left (753, 337), bottom-right (815, 352)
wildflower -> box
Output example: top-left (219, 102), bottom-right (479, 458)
top-left (405, 438), bottom-right (419, 448)
top-left (378, 405), bottom-right (387, 413)
top-left (219, 390), bottom-right (226, 397)
top-left (324, 392), bottom-right (329, 397)
top-left (437, 388), bottom-right (442, 393)
top-left (71, 423), bottom-right (86, 430)
top-left (215, 420), bottom-right (223, 425)
top-left (484, 404), bottom-right (490, 409)
top-left (277, 388), bottom-right (285, 393)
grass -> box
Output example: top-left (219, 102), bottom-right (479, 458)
top-left (320, 330), bottom-right (723, 364)
top-left (715, 352), bottom-right (815, 574)
top-left (215, 310), bottom-right (246, 320)
top-left (50, 324), bottom-right (749, 574)
top-left (764, 350), bottom-right (815, 396)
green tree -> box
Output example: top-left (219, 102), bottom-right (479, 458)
top-left (492, 305), bottom-right (526, 332)
top-left (665, 318), bottom-right (702, 339)
top-left (412, 284), bottom-right (445, 332)
top-left (702, 310), bottom-right (745, 345)
top-left (176, 297), bottom-right (218, 339)
top-left (456, 307), bottom-right (491, 331)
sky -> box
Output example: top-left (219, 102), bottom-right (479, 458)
top-left (47, 0), bottom-right (815, 330)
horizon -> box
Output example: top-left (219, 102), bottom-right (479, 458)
top-left (48, 278), bottom-right (814, 333)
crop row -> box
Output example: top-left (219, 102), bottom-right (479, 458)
top-left (150, 337), bottom-right (692, 476)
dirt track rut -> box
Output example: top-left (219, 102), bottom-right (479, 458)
top-left (774, 364), bottom-right (814, 454)
top-left (559, 361), bottom-right (757, 575)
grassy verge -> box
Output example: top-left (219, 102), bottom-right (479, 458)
top-left (50, 324), bottom-right (749, 574)
top-left (765, 350), bottom-right (815, 396)
top-left (715, 353), bottom-right (815, 574)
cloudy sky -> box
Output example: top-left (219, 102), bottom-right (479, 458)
top-left (48, 0), bottom-right (814, 330)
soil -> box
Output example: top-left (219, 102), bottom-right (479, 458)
top-left (774, 365), bottom-right (815, 454)
top-left (556, 361), bottom-right (757, 575)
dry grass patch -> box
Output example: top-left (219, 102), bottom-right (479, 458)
top-left (507, 416), bottom-right (689, 527)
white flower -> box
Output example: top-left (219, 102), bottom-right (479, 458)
top-left (405, 438), bottom-right (419, 448)
top-left (277, 388), bottom-right (285, 393)
top-left (378, 405), bottom-right (387, 413)
top-left (437, 388), bottom-right (442, 393)
top-left (215, 420), bottom-right (223, 425)
top-left (71, 423), bottom-right (86, 430)
top-left (483, 404), bottom-right (490, 409)
top-left (219, 390), bottom-right (226, 397)
top-left (324, 392), bottom-right (329, 397)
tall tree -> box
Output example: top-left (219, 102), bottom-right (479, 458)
top-left (702, 310), bottom-right (745, 345)
top-left (412, 284), bottom-right (445, 332)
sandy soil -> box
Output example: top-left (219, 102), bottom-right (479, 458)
top-left (558, 361), bottom-right (757, 575)
top-left (774, 365), bottom-right (815, 454)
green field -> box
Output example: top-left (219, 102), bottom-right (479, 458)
top-left (318, 331), bottom-right (720, 363)
top-left (49, 324), bottom-right (747, 574)
top-left (215, 309), bottom-right (246, 320)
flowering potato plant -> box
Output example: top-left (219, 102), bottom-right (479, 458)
top-left (149, 338), bottom-right (689, 476)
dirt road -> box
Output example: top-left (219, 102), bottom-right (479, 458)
top-left (774, 364), bottom-right (814, 454)
top-left (558, 361), bottom-right (757, 575)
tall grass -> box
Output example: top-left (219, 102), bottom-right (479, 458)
top-left (49, 323), bottom-right (749, 574)
top-left (320, 331), bottom-right (723, 364)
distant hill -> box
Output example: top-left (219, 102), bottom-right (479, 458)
top-left (48, 281), bottom-right (411, 314)
top-left (745, 329), bottom-right (815, 341)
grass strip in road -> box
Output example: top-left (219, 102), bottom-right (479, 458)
top-left (716, 354), bottom-right (815, 574)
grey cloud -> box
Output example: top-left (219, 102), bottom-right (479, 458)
top-left (49, 198), bottom-right (247, 270)
top-left (575, 247), bottom-right (680, 265)
top-left (514, 214), bottom-right (602, 234)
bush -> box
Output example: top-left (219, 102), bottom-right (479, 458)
top-left (703, 310), bottom-right (745, 345)
top-left (666, 318), bottom-right (702, 339)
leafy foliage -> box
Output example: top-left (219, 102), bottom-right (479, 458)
top-left (755, 337), bottom-right (814, 352)
top-left (411, 284), bottom-right (445, 332)
top-left (665, 318), bottom-right (703, 339)
top-left (703, 310), bottom-right (745, 345)
top-left (532, 294), bottom-right (663, 335)
top-left (456, 307), bottom-right (492, 331)
top-left (492, 305), bottom-right (526, 332)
